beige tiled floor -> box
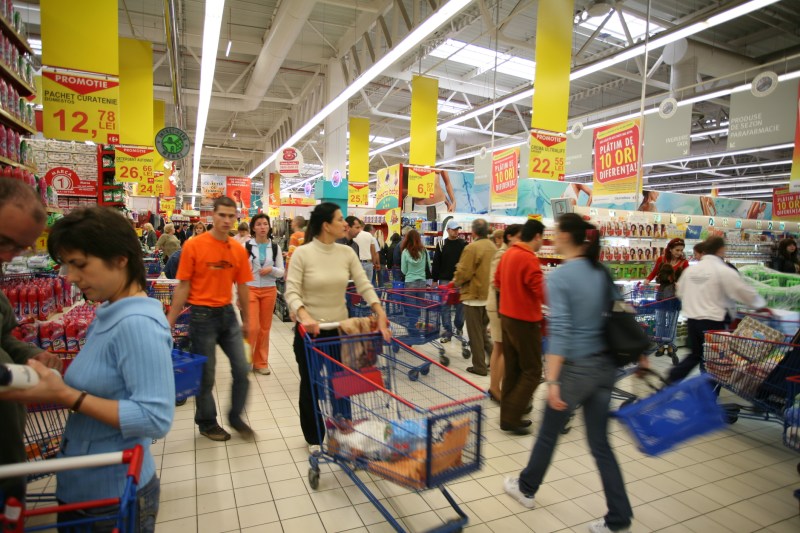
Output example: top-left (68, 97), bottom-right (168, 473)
top-left (75, 318), bottom-right (800, 532)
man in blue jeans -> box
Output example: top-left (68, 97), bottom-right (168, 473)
top-left (432, 220), bottom-right (466, 341)
top-left (168, 196), bottom-right (255, 441)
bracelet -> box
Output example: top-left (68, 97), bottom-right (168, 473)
top-left (545, 381), bottom-right (561, 385)
top-left (70, 391), bottom-right (88, 413)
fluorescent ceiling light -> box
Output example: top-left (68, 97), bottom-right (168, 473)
top-left (717, 187), bottom-right (779, 196)
top-left (579, 10), bottom-right (664, 42)
top-left (646, 160), bottom-right (792, 179)
top-left (649, 172), bottom-right (790, 190)
top-left (225, 40), bottom-right (232, 57)
top-left (438, 98), bottom-right (471, 115)
top-left (689, 128), bottom-right (728, 139)
top-left (249, 0), bottom-right (473, 179)
top-left (192, 0), bottom-right (226, 207)
top-left (429, 39), bottom-right (536, 81)
top-left (660, 179), bottom-right (788, 194)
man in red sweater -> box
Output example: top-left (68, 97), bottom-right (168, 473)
top-left (494, 219), bottom-right (545, 435)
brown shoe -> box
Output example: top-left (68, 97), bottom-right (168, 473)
top-left (466, 367), bottom-right (488, 377)
top-left (200, 425), bottom-right (231, 441)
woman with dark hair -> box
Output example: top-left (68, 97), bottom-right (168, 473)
top-left (400, 229), bottom-right (429, 289)
top-left (505, 213), bottom-right (634, 533)
top-left (0, 207), bottom-right (174, 532)
top-left (245, 214), bottom-right (285, 375)
top-left (645, 238), bottom-right (688, 284)
top-left (286, 202), bottom-right (390, 453)
top-left (773, 238), bottom-right (800, 273)
top-left (386, 233), bottom-right (402, 269)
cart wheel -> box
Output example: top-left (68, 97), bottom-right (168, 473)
top-left (796, 462), bottom-right (800, 475)
top-left (438, 347), bottom-right (445, 357)
top-left (726, 414), bottom-right (739, 424)
top-left (409, 369), bottom-right (419, 381)
top-left (308, 468), bottom-right (320, 490)
top-left (421, 364), bottom-right (431, 376)
top-left (462, 347), bottom-right (471, 359)
top-left (440, 355), bottom-right (450, 367)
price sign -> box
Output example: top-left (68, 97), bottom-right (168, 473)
top-left (529, 130), bottom-right (566, 180)
top-left (653, 214), bottom-right (662, 223)
top-left (348, 183), bottom-right (369, 206)
top-left (35, 231), bottom-right (48, 253)
top-left (45, 167), bottom-right (97, 197)
top-left (408, 167), bottom-right (435, 199)
top-left (42, 68), bottom-right (120, 144)
top-left (491, 148), bottom-right (520, 209)
top-left (685, 216), bottom-right (692, 224)
top-left (736, 219), bottom-right (743, 229)
top-left (115, 145), bottom-right (155, 185)
top-left (780, 222), bottom-right (786, 231)
top-left (159, 198), bottom-right (176, 218)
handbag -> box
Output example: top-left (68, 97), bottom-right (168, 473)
top-left (604, 269), bottom-right (651, 367)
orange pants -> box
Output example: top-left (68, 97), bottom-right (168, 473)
top-left (248, 286), bottom-right (277, 369)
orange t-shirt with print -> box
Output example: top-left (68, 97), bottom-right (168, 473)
top-left (176, 232), bottom-right (253, 307)
top-left (287, 231), bottom-right (305, 262)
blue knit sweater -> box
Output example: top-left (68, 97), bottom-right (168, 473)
top-left (56, 297), bottom-right (174, 502)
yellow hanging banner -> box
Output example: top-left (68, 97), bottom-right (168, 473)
top-left (385, 208), bottom-right (401, 238)
top-left (160, 198), bottom-right (176, 218)
top-left (529, 130), bottom-right (567, 180)
top-left (42, 68), bottom-right (120, 143)
top-left (348, 183), bottom-right (369, 206)
top-left (408, 167), bottom-right (436, 199)
top-left (409, 76), bottom-right (438, 166)
top-left (41, 0), bottom-right (119, 75)
top-left (116, 145), bottom-right (155, 185)
top-left (531, 0), bottom-right (574, 133)
top-left (153, 100), bottom-right (166, 173)
top-left (349, 117), bottom-right (370, 183)
top-left (119, 38), bottom-right (154, 146)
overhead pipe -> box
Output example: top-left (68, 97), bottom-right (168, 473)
top-left (163, 0), bottom-right (184, 129)
top-left (662, 39), bottom-right (757, 99)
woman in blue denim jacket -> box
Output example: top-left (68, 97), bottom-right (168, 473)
top-left (0, 207), bottom-right (175, 532)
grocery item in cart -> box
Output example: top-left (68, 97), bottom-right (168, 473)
top-left (731, 316), bottom-right (785, 360)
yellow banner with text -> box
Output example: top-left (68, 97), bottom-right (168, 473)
top-left (529, 130), bottom-right (566, 181)
top-left (409, 76), bottom-right (438, 167)
top-left (116, 145), bottom-right (155, 185)
top-left (408, 167), bottom-right (436, 199)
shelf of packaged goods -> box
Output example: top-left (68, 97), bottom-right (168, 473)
top-left (0, 15), bottom-right (34, 56)
top-left (100, 201), bottom-right (126, 208)
top-left (602, 236), bottom-right (693, 241)
top-left (101, 184), bottom-right (123, 191)
top-left (102, 167), bottom-right (115, 173)
top-left (0, 104), bottom-right (34, 134)
top-left (46, 206), bottom-right (63, 214)
top-left (0, 154), bottom-right (34, 172)
top-left (0, 59), bottom-right (34, 96)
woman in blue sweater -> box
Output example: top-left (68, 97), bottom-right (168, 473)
top-left (504, 214), bottom-right (634, 533)
top-left (0, 207), bottom-right (174, 532)
top-left (400, 229), bottom-right (429, 289)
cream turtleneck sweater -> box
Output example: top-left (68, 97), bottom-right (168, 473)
top-left (285, 238), bottom-right (380, 323)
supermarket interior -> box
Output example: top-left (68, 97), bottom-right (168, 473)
top-left (4, 0), bottom-right (800, 532)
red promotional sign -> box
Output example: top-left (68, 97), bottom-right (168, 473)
top-left (277, 147), bottom-right (304, 177)
top-left (773, 186), bottom-right (800, 218)
top-left (226, 176), bottom-right (251, 210)
top-left (490, 147), bottom-right (520, 209)
top-left (45, 166), bottom-right (97, 197)
top-left (42, 71), bottom-right (120, 95)
top-left (593, 119), bottom-right (641, 202)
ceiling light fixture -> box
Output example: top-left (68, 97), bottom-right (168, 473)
top-left (648, 172), bottom-right (790, 190)
top-left (191, 0), bottom-right (226, 207)
top-left (249, 0), bottom-right (474, 179)
top-left (225, 40), bottom-right (232, 57)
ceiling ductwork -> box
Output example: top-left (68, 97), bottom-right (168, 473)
top-left (662, 39), bottom-right (757, 98)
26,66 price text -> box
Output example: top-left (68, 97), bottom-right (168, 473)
top-left (119, 164), bottom-right (153, 181)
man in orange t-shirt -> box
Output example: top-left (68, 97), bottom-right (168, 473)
top-left (168, 197), bottom-right (254, 441)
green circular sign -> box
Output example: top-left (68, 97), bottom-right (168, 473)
top-left (155, 127), bottom-right (191, 160)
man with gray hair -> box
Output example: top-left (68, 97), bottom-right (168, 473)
top-left (453, 218), bottom-right (496, 376)
top-left (0, 178), bottom-right (63, 502)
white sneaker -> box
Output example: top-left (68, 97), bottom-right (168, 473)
top-left (503, 477), bottom-right (535, 509)
top-left (588, 520), bottom-right (630, 533)
top-left (308, 444), bottom-right (321, 455)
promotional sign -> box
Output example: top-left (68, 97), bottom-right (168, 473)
top-left (268, 172), bottom-right (281, 206)
top-left (773, 186), bottom-right (800, 219)
top-left (529, 130), bottom-right (566, 180)
top-left (728, 79), bottom-right (799, 151)
top-left (375, 164), bottom-right (401, 213)
top-left (531, 0), bottom-right (573, 133)
top-left (155, 127), bottom-right (191, 161)
top-left (135, 172), bottom-right (167, 197)
top-left (45, 167), bottom-right (97, 197)
top-left (42, 68), bottom-right (120, 144)
top-left (491, 147), bottom-right (520, 210)
top-left (593, 119), bottom-right (641, 205)
top-left (643, 105), bottom-right (692, 164)
top-left (790, 83), bottom-right (800, 193)
top-left (348, 183), bottom-right (369, 206)
top-left (408, 167), bottom-right (436, 199)
top-left (160, 198), bottom-right (176, 219)
top-left (250, 178), bottom-right (265, 216)
top-left (200, 175), bottom-right (226, 208)
top-left (385, 208), bottom-right (401, 238)
top-left (226, 176), bottom-right (251, 211)
top-left (277, 147), bottom-right (304, 177)
top-left (565, 129), bottom-right (593, 175)
top-left (114, 145), bottom-right (155, 184)
top-left (409, 76), bottom-right (438, 167)
top-left (281, 196), bottom-right (316, 207)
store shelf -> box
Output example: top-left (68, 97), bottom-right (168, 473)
top-left (0, 154), bottom-right (35, 172)
top-left (46, 206), bottom-right (62, 214)
top-left (0, 14), bottom-right (33, 56)
top-left (102, 167), bottom-right (115, 173)
top-left (100, 201), bottom-right (126, 207)
top-left (0, 59), bottom-right (34, 96)
top-left (101, 184), bottom-right (123, 190)
top-left (0, 104), bottom-right (34, 134)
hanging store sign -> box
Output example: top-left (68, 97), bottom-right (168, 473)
top-left (155, 127), bottom-right (191, 160)
top-left (643, 105), bottom-right (692, 163)
top-left (45, 166), bottom-right (97, 197)
top-left (728, 79), bottom-right (799, 151)
top-left (565, 128), bottom-right (593, 175)
top-left (385, 208), bottom-right (401, 237)
top-left (160, 198), bottom-right (176, 218)
top-left (42, 68), bottom-right (120, 144)
top-left (593, 119), bottom-right (641, 205)
top-left (277, 147), bottom-right (304, 177)
top-left (200, 175), bottom-right (226, 208)
top-left (375, 164), bottom-right (401, 214)
top-left (226, 176), bottom-right (251, 211)
top-left (407, 167), bottom-right (436, 199)
top-left (773, 186), bottom-right (800, 220)
top-left (491, 147), bottom-right (520, 210)
top-left (115, 145), bottom-right (155, 185)
top-left (790, 83), bottom-right (800, 193)
top-left (529, 130), bottom-right (566, 181)
top-left (348, 183), bottom-right (369, 206)
top-left (268, 172), bottom-right (281, 207)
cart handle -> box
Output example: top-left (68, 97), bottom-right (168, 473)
top-left (0, 445), bottom-right (144, 482)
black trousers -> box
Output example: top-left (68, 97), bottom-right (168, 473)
top-left (668, 318), bottom-right (725, 383)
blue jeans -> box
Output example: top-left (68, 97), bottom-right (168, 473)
top-left (519, 354), bottom-right (633, 531)
top-left (362, 261), bottom-right (374, 287)
top-left (190, 305), bottom-right (251, 431)
top-left (57, 474), bottom-right (160, 533)
top-left (439, 279), bottom-right (464, 336)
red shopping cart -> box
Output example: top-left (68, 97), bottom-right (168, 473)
top-left (301, 324), bottom-right (486, 532)
top-left (0, 445), bottom-right (144, 532)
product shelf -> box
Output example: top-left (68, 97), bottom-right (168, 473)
top-left (0, 58), bottom-right (34, 96)
top-left (0, 103), bottom-right (34, 134)
top-left (0, 154), bottom-right (35, 172)
top-left (0, 14), bottom-right (33, 56)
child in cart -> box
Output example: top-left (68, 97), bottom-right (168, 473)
top-left (656, 264), bottom-right (677, 300)
top-left (0, 207), bottom-right (175, 532)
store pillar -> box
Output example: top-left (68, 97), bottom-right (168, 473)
top-left (320, 58), bottom-right (349, 213)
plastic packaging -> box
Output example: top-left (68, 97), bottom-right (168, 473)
top-left (0, 363), bottom-right (61, 392)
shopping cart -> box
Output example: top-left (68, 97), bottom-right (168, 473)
top-left (0, 445), bottom-right (144, 532)
top-left (142, 257), bottom-right (162, 279)
top-left (703, 331), bottom-right (800, 424)
top-left (274, 278), bottom-right (292, 322)
top-left (301, 324), bottom-right (486, 532)
top-left (635, 297), bottom-right (682, 364)
top-left (784, 375), bottom-right (800, 474)
top-left (147, 279), bottom-right (190, 349)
